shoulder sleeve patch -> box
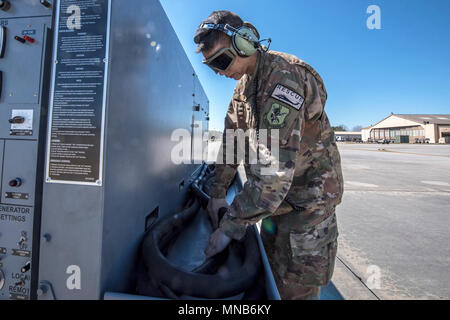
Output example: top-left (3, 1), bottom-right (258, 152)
top-left (266, 103), bottom-right (290, 128)
top-left (271, 84), bottom-right (305, 110)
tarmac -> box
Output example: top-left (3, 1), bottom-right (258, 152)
top-left (332, 143), bottom-right (450, 300)
top-left (207, 141), bottom-right (450, 300)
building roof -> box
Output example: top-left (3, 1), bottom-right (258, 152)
top-left (334, 131), bottom-right (362, 135)
top-left (394, 114), bottom-right (450, 125)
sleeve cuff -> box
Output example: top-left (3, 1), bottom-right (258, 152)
top-left (208, 183), bottom-right (228, 199)
top-left (219, 213), bottom-right (248, 241)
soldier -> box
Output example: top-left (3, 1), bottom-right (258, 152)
top-left (194, 11), bottom-right (344, 300)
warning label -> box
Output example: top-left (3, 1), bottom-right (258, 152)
top-left (47, 0), bottom-right (110, 185)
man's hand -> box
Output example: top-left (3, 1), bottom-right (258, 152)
top-left (206, 198), bottom-right (229, 229)
top-left (205, 229), bottom-right (232, 258)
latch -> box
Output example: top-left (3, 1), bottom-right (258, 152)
top-left (0, 26), bottom-right (5, 58)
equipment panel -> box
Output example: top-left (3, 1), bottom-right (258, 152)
top-left (0, 0), bottom-right (53, 19)
top-left (0, 0), bottom-right (53, 301)
top-left (1, 140), bottom-right (38, 206)
top-left (0, 205), bottom-right (34, 300)
top-left (0, 20), bottom-right (45, 105)
top-left (0, 18), bottom-right (49, 140)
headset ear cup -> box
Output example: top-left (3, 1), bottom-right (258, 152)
top-left (232, 26), bottom-right (259, 57)
top-left (242, 22), bottom-right (260, 40)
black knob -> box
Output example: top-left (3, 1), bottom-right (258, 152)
top-left (9, 178), bottom-right (22, 187)
top-left (9, 116), bottom-right (25, 124)
top-left (21, 262), bottom-right (31, 273)
top-left (0, 1), bottom-right (11, 12)
top-left (14, 36), bottom-right (26, 44)
top-left (40, 0), bottom-right (51, 8)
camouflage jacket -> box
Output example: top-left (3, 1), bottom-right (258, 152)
top-left (209, 50), bottom-right (344, 240)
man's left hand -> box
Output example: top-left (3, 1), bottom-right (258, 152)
top-left (204, 229), bottom-right (232, 258)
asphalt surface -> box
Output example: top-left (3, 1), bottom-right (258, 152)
top-left (334, 143), bottom-right (450, 300)
top-left (207, 141), bottom-right (450, 299)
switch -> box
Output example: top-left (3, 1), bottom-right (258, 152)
top-left (15, 280), bottom-right (25, 287)
top-left (40, 0), bottom-right (52, 8)
top-left (0, 1), bottom-right (11, 12)
top-left (9, 178), bottom-right (22, 187)
top-left (0, 269), bottom-right (4, 290)
top-left (23, 35), bottom-right (35, 43)
top-left (21, 262), bottom-right (31, 273)
top-left (18, 236), bottom-right (27, 247)
top-left (14, 36), bottom-right (26, 44)
top-left (0, 26), bottom-right (5, 58)
top-left (9, 116), bottom-right (25, 124)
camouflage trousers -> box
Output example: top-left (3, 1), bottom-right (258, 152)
top-left (260, 204), bottom-right (339, 300)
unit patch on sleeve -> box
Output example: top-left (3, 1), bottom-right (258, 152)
top-left (266, 103), bottom-right (290, 128)
top-left (271, 84), bottom-right (305, 110)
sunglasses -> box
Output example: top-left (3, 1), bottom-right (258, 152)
top-left (202, 47), bottom-right (237, 72)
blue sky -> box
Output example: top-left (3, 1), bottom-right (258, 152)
top-left (160, 0), bottom-right (450, 131)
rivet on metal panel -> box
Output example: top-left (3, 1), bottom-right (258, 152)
top-left (42, 233), bottom-right (52, 242)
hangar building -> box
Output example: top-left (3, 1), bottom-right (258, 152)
top-left (361, 114), bottom-right (450, 144)
top-left (335, 131), bottom-right (362, 142)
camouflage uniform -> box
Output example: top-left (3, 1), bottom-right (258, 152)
top-left (209, 50), bottom-right (344, 300)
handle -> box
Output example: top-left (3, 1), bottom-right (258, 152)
top-left (0, 26), bottom-right (5, 58)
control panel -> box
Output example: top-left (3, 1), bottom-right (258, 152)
top-left (0, 0), bottom-right (53, 300)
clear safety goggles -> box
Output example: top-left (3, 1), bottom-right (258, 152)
top-left (202, 47), bottom-right (237, 72)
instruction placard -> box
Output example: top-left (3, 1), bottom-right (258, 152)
top-left (46, 0), bottom-right (110, 185)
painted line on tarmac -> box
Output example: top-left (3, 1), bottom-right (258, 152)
top-left (345, 181), bottom-right (379, 188)
top-left (347, 148), bottom-right (450, 158)
top-left (344, 189), bottom-right (450, 195)
top-left (421, 181), bottom-right (450, 187)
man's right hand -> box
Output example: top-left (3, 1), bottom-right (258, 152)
top-left (206, 198), bottom-right (229, 229)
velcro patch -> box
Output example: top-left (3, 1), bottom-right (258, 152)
top-left (266, 103), bottom-right (290, 128)
top-left (271, 84), bottom-right (304, 110)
